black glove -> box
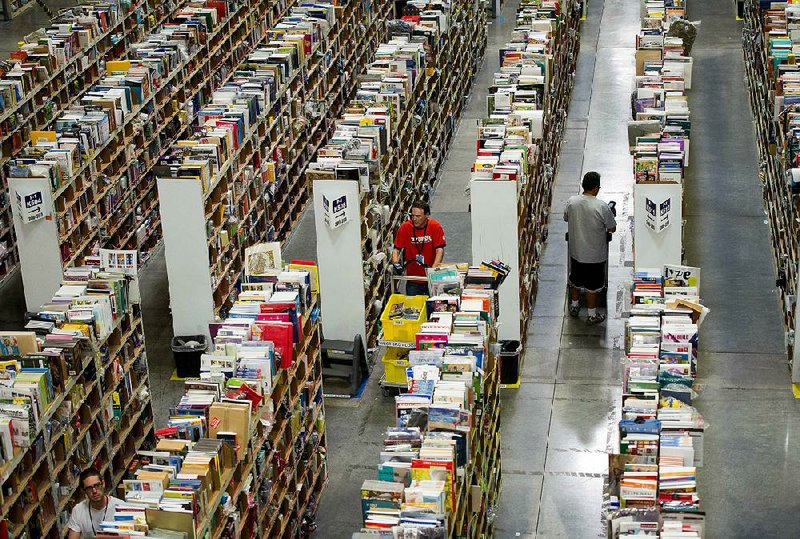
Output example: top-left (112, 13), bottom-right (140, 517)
top-left (392, 262), bottom-right (404, 274)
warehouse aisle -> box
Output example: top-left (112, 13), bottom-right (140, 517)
top-left (489, 0), bottom-right (637, 535)
top-left (301, 2), bottom-right (523, 535)
top-left (312, 0), bottom-right (637, 534)
top-left (683, 1), bottom-right (800, 536)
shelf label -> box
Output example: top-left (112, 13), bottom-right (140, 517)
top-left (15, 189), bottom-right (45, 224)
top-left (644, 196), bottom-right (672, 233)
top-left (322, 193), bottom-right (349, 229)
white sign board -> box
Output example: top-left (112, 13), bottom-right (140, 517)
top-left (313, 180), bottom-right (366, 342)
top-left (634, 183), bottom-right (683, 270)
top-left (15, 189), bottom-right (45, 223)
top-left (644, 196), bottom-right (673, 233)
top-left (323, 193), bottom-right (349, 229)
top-left (8, 177), bottom-right (62, 310)
top-left (157, 178), bottom-right (215, 338)
top-left (471, 180), bottom-right (521, 341)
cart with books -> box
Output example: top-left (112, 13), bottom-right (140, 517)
top-left (378, 277), bottom-right (429, 396)
top-left (378, 338), bottom-right (417, 397)
top-left (378, 267), bottom-right (471, 396)
top-left (356, 262), bottom-right (503, 536)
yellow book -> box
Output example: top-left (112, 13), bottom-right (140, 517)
top-left (106, 60), bottom-right (132, 73)
top-left (30, 130), bottom-right (57, 144)
top-left (61, 322), bottom-right (92, 338)
top-left (289, 262), bottom-right (320, 294)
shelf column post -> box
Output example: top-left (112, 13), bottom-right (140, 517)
top-left (312, 179), bottom-right (367, 343)
top-left (7, 177), bottom-right (63, 310)
top-left (470, 179), bottom-right (521, 342)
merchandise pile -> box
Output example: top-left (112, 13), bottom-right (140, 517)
top-left (606, 265), bottom-right (708, 537)
top-left (354, 262), bottom-right (506, 538)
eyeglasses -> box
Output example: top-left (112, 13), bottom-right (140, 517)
top-left (83, 482), bottom-right (103, 492)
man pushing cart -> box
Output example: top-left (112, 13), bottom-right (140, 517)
top-left (563, 171), bottom-right (617, 325)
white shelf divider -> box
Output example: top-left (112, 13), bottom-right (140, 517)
top-left (157, 177), bottom-right (215, 338)
top-left (8, 177), bottom-right (63, 310)
top-left (633, 182), bottom-right (683, 270)
top-left (470, 179), bottom-right (521, 341)
top-left (312, 179), bottom-right (367, 343)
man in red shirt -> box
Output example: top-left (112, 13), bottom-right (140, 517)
top-left (391, 201), bottom-right (446, 296)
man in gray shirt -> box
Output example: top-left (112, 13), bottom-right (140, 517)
top-left (563, 171), bottom-right (617, 324)
top-left (67, 467), bottom-right (125, 539)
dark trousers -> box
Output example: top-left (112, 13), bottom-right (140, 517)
top-left (405, 280), bottom-right (429, 297)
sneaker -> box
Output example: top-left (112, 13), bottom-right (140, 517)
top-left (568, 304), bottom-right (580, 317)
top-left (587, 313), bottom-right (606, 325)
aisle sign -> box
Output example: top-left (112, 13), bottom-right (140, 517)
top-left (15, 189), bottom-right (45, 224)
top-left (323, 193), bottom-right (349, 229)
top-left (644, 196), bottom-right (672, 233)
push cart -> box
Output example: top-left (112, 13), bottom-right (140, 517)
top-left (377, 273), bottom-right (429, 396)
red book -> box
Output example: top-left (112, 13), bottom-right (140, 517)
top-left (155, 427), bottom-right (178, 438)
top-left (225, 382), bottom-right (264, 407)
top-left (258, 302), bottom-right (302, 342)
top-left (207, 0), bottom-right (228, 18)
top-left (216, 120), bottom-right (239, 149)
top-left (257, 312), bottom-right (290, 323)
top-left (256, 321), bottom-right (294, 369)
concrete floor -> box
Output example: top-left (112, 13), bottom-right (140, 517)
top-left (0, 0), bottom-right (798, 537)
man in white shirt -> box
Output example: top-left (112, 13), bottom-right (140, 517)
top-left (67, 467), bottom-right (125, 539)
top-left (563, 171), bottom-right (617, 324)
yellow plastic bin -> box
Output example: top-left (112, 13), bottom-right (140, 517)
top-left (380, 294), bottom-right (428, 342)
top-left (382, 348), bottom-right (410, 385)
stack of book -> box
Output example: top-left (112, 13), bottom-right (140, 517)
top-left (0, 0), bottom-right (213, 279)
top-left (627, 2), bottom-right (695, 445)
top-left (633, 0), bottom-right (692, 180)
top-left (0, 0), bottom-right (125, 117)
top-left (111, 247), bottom-right (325, 537)
top-left (357, 262), bottom-right (503, 536)
top-left (741, 0), bottom-right (800, 376)
top-left (466, 0), bottom-right (582, 354)
top-left (156, 6), bottom-right (334, 194)
top-left (613, 11), bottom-right (702, 528)
top-left (306, 34), bottom-right (427, 183)
top-left (607, 267), bottom-right (707, 536)
top-left (4, 0), bottom-right (389, 287)
top-left (156, 0), bottom-right (358, 319)
top-left (631, 0), bottom-right (692, 187)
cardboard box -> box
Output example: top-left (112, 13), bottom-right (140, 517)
top-left (208, 401), bottom-right (251, 460)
